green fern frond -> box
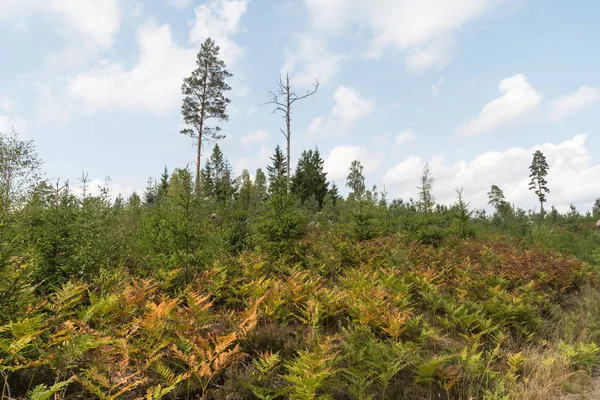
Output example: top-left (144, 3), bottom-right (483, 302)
top-left (27, 377), bottom-right (74, 400)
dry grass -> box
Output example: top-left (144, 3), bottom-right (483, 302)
top-left (509, 282), bottom-right (600, 399)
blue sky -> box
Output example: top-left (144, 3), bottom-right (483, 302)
top-left (1, 0), bottom-right (599, 212)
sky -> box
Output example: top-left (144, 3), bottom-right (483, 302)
top-left (1, 0), bottom-right (599, 212)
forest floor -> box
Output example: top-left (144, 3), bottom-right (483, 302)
top-left (556, 373), bottom-right (600, 400)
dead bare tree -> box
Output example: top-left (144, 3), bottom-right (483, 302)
top-left (264, 73), bottom-right (319, 181)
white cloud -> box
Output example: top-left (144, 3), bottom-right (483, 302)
top-left (383, 155), bottom-right (423, 185)
top-left (189, 0), bottom-right (247, 67)
top-left (0, 114), bottom-right (26, 134)
top-left (405, 38), bottom-right (455, 71)
top-left (0, 0), bottom-right (121, 49)
top-left (549, 85), bottom-right (600, 122)
top-left (1, 96), bottom-right (13, 113)
top-left (383, 134), bottom-right (600, 212)
top-left (65, 0), bottom-right (247, 115)
top-left (0, 96), bottom-right (26, 133)
top-left (241, 129), bottom-right (270, 146)
top-left (394, 130), bottom-right (416, 146)
top-left (304, 0), bottom-right (501, 71)
top-left (72, 176), bottom-right (142, 200)
top-left (234, 145), bottom-right (271, 175)
top-left (456, 74), bottom-right (541, 137)
top-left (308, 86), bottom-right (375, 136)
top-left (431, 77), bottom-right (444, 96)
top-left (324, 145), bottom-right (385, 181)
top-left (282, 34), bottom-right (346, 86)
top-left (68, 24), bottom-right (196, 115)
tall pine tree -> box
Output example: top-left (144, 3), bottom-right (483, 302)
top-left (181, 38), bottom-right (232, 191)
top-left (528, 150), bottom-right (550, 214)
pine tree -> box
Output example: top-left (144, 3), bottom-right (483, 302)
top-left (528, 150), bottom-right (550, 214)
top-left (291, 147), bottom-right (329, 209)
top-left (181, 38), bottom-right (232, 191)
top-left (487, 184), bottom-right (506, 212)
top-left (346, 160), bottom-right (366, 199)
top-left (267, 145), bottom-right (288, 197)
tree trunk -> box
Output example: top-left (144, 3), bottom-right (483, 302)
top-left (196, 131), bottom-right (202, 193)
top-left (285, 76), bottom-right (291, 183)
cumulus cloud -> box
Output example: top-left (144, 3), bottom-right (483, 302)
top-left (308, 86), bottom-right (375, 136)
top-left (233, 145), bottom-right (271, 175)
top-left (394, 130), bottom-right (416, 147)
top-left (66, 0), bottom-right (247, 115)
top-left (0, 114), bottom-right (26, 134)
top-left (324, 145), bottom-right (385, 181)
top-left (241, 129), bottom-right (270, 146)
top-left (304, 0), bottom-right (501, 71)
top-left (72, 176), bottom-right (142, 200)
top-left (456, 74), bottom-right (542, 137)
top-left (68, 24), bottom-right (196, 115)
top-left (383, 134), bottom-right (600, 212)
top-left (549, 85), bottom-right (600, 122)
top-left (0, 97), bottom-right (26, 133)
top-left (282, 34), bottom-right (346, 86)
top-left (189, 0), bottom-right (247, 66)
top-left (0, 0), bottom-right (121, 49)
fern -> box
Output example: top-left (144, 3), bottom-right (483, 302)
top-left (282, 337), bottom-right (339, 400)
top-left (27, 377), bottom-right (74, 400)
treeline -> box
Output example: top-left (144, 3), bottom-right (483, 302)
top-left (1, 127), bottom-right (600, 301)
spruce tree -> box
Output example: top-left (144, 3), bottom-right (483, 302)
top-left (267, 145), bottom-right (288, 197)
top-left (329, 183), bottom-right (341, 206)
top-left (202, 144), bottom-right (234, 202)
top-left (291, 147), bottom-right (329, 208)
top-left (181, 38), bottom-right (232, 191)
top-left (528, 150), bottom-right (550, 214)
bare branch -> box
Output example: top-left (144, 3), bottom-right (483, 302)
top-left (290, 79), bottom-right (319, 104)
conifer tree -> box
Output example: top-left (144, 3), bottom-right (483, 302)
top-left (528, 150), bottom-right (550, 214)
top-left (202, 144), bottom-right (234, 202)
top-left (267, 145), bottom-right (288, 197)
top-left (291, 147), bottom-right (329, 208)
top-left (329, 183), bottom-right (341, 206)
top-left (487, 184), bottom-right (506, 212)
top-left (181, 38), bottom-right (232, 191)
